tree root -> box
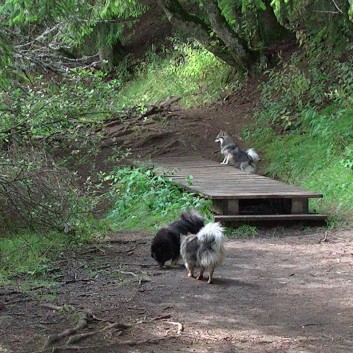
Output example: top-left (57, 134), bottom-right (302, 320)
top-left (40, 303), bottom-right (181, 352)
top-left (42, 335), bottom-right (178, 352)
top-left (43, 309), bottom-right (93, 348)
top-left (41, 303), bottom-right (130, 351)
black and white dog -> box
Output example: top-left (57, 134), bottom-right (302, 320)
top-left (180, 222), bottom-right (225, 284)
top-left (215, 130), bottom-right (260, 174)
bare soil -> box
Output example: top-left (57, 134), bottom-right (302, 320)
top-left (1, 227), bottom-right (353, 353)
top-left (99, 81), bottom-right (259, 167)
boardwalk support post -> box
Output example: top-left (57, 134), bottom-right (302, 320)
top-left (291, 198), bottom-right (308, 214)
top-left (213, 199), bottom-right (239, 215)
top-left (227, 199), bottom-right (239, 214)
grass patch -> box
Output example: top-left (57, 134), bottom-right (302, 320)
top-left (249, 50), bottom-right (353, 222)
top-left (0, 231), bottom-right (67, 286)
top-left (0, 219), bottom-right (110, 287)
top-left (253, 107), bottom-right (353, 220)
top-left (104, 167), bottom-right (213, 232)
top-left (116, 41), bottom-right (239, 108)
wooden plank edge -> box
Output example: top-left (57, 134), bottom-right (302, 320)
top-left (215, 214), bottom-right (327, 221)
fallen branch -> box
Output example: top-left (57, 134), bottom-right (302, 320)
top-left (119, 262), bottom-right (155, 268)
top-left (115, 243), bottom-right (137, 254)
top-left (136, 314), bottom-right (172, 324)
top-left (119, 335), bottom-right (178, 346)
top-left (41, 303), bottom-right (73, 312)
top-left (115, 269), bottom-right (139, 277)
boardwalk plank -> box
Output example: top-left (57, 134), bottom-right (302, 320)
top-left (150, 156), bottom-right (326, 223)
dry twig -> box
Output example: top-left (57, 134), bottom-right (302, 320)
top-left (166, 321), bottom-right (184, 334)
top-left (318, 231), bottom-right (329, 244)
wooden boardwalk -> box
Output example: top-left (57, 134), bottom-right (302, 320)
top-left (150, 156), bottom-right (327, 224)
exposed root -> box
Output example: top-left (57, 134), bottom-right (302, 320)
top-left (41, 303), bottom-right (130, 351)
top-left (43, 336), bottom-right (178, 352)
top-left (118, 335), bottom-right (178, 346)
top-left (66, 331), bottom-right (96, 345)
top-left (43, 309), bottom-right (93, 348)
top-left (136, 314), bottom-right (172, 325)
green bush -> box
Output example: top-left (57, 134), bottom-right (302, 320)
top-left (0, 69), bottom-right (122, 150)
top-left (104, 167), bottom-right (212, 231)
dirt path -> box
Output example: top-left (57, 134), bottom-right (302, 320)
top-left (2, 227), bottom-right (353, 353)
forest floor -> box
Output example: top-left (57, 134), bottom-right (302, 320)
top-left (2, 83), bottom-right (353, 353)
top-left (2, 228), bottom-right (353, 353)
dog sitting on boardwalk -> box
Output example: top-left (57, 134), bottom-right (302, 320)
top-left (180, 222), bottom-right (225, 284)
top-left (215, 130), bottom-right (260, 174)
top-left (151, 210), bottom-right (205, 268)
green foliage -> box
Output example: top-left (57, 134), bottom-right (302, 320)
top-left (250, 47), bottom-right (353, 220)
top-left (270, 0), bottom-right (353, 43)
top-left (0, 0), bottom-right (146, 42)
top-left (0, 216), bottom-right (109, 286)
top-left (0, 69), bottom-right (121, 148)
top-left (98, 0), bottom-right (145, 19)
top-left (103, 167), bottom-right (212, 231)
top-left (116, 41), bottom-right (239, 108)
top-left (227, 224), bottom-right (258, 238)
top-left (0, 231), bottom-right (63, 286)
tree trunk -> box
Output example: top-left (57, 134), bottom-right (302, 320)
top-left (96, 23), bottom-right (126, 71)
top-left (202, 0), bottom-right (259, 70)
top-left (157, 0), bottom-right (253, 71)
top-left (259, 0), bottom-right (293, 44)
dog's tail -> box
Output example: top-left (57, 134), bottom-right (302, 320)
top-left (246, 148), bottom-right (260, 162)
top-left (197, 222), bottom-right (225, 267)
top-left (180, 209), bottom-right (204, 226)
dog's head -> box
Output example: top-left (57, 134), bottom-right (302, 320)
top-left (151, 247), bottom-right (168, 268)
top-left (150, 248), bottom-right (164, 267)
top-left (151, 230), bottom-right (175, 268)
top-left (215, 130), bottom-right (228, 144)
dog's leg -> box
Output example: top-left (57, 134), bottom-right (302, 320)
top-left (221, 156), bottom-right (227, 164)
top-left (224, 154), bottom-right (230, 165)
top-left (207, 267), bottom-right (215, 284)
top-left (196, 266), bottom-right (205, 280)
top-left (170, 256), bottom-right (179, 267)
top-left (185, 263), bottom-right (195, 278)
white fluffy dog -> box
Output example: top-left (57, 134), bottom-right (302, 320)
top-left (180, 222), bottom-right (225, 284)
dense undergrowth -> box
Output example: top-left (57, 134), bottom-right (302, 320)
top-left (247, 48), bottom-right (353, 221)
top-left (1, 41), bottom-right (222, 285)
top-left (104, 167), bottom-right (212, 231)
